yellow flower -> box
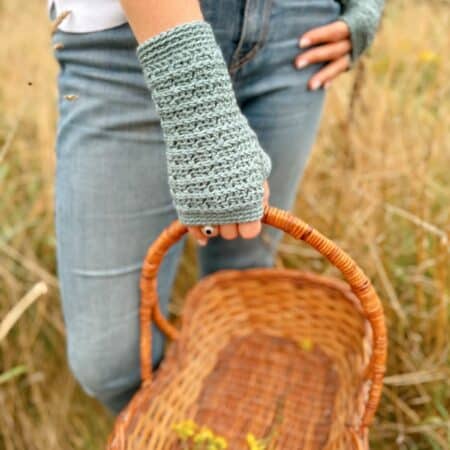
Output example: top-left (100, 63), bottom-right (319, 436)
top-left (171, 420), bottom-right (228, 449)
top-left (298, 337), bottom-right (313, 352)
top-left (246, 433), bottom-right (266, 450)
top-left (214, 436), bottom-right (228, 449)
top-left (193, 426), bottom-right (215, 443)
top-left (171, 419), bottom-right (198, 440)
top-left (417, 50), bottom-right (440, 64)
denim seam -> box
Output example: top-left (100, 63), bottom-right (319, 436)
top-left (228, 0), bottom-right (251, 71)
top-left (229, 0), bottom-right (274, 75)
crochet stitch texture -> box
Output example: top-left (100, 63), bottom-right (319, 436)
top-left (136, 21), bottom-right (271, 225)
top-left (338, 0), bottom-right (385, 62)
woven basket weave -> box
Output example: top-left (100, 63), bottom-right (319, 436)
top-left (106, 206), bottom-right (387, 450)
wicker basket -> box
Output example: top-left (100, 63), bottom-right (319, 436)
top-left (106, 206), bottom-right (387, 450)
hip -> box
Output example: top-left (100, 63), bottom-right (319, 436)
top-left (50, 0), bottom-right (342, 76)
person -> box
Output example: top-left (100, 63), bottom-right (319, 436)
top-left (48, 0), bottom-right (384, 415)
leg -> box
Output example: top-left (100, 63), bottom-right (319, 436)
top-left (51, 24), bottom-right (185, 415)
top-left (198, 0), bottom-right (341, 275)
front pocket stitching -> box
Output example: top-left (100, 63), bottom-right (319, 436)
top-left (229, 0), bottom-right (274, 74)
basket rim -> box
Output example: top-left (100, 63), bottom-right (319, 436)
top-left (182, 267), bottom-right (366, 316)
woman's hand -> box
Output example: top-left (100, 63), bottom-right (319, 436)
top-left (188, 180), bottom-right (270, 245)
top-left (295, 20), bottom-right (352, 90)
top-left (138, 22), bottom-right (272, 232)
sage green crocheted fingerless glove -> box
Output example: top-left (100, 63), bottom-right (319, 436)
top-left (338, 0), bottom-right (385, 62)
top-left (136, 21), bottom-right (271, 226)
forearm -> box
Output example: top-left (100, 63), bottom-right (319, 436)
top-left (118, 3), bottom-right (270, 226)
top-left (119, 0), bottom-right (203, 43)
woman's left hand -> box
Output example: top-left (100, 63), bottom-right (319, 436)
top-left (295, 20), bottom-right (352, 90)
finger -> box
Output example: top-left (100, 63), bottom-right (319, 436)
top-left (295, 39), bottom-right (351, 69)
top-left (308, 54), bottom-right (351, 90)
top-left (187, 226), bottom-right (208, 246)
top-left (299, 20), bottom-right (350, 48)
top-left (308, 55), bottom-right (349, 90)
top-left (220, 223), bottom-right (239, 240)
top-left (238, 221), bottom-right (262, 239)
top-left (263, 180), bottom-right (270, 206)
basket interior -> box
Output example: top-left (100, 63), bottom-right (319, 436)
top-left (109, 269), bottom-right (372, 450)
top-left (194, 331), bottom-right (339, 449)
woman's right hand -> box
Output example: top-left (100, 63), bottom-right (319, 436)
top-left (137, 22), bottom-right (272, 234)
top-left (188, 180), bottom-right (270, 245)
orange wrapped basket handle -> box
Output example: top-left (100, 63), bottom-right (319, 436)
top-left (139, 205), bottom-right (387, 433)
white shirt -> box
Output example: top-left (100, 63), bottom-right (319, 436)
top-left (48, 0), bottom-right (128, 33)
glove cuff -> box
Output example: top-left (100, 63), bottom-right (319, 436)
top-left (338, 0), bottom-right (384, 63)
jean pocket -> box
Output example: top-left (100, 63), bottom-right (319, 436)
top-left (266, 0), bottom-right (341, 45)
top-left (229, 0), bottom-right (274, 73)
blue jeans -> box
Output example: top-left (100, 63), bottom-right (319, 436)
top-left (50, 0), bottom-right (341, 415)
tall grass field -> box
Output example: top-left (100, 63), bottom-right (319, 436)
top-left (1, 0), bottom-right (449, 449)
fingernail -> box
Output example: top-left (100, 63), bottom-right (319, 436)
top-left (310, 80), bottom-right (321, 90)
top-left (198, 239), bottom-right (207, 246)
top-left (296, 59), bottom-right (308, 69)
top-left (299, 37), bottom-right (311, 48)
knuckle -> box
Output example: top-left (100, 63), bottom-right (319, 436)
top-left (330, 65), bottom-right (340, 76)
top-left (221, 227), bottom-right (237, 240)
top-left (239, 222), bottom-right (261, 239)
top-left (317, 49), bottom-right (327, 59)
top-left (300, 49), bottom-right (311, 59)
top-left (340, 56), bottom-right (350, 67)
top-left (222, 233), bottom-right (237, 240)
top-left (337, 27), bottom-right (348, 38)
top-left (240, 229), bottom-right (258, 239)
top-left (342, 41), bottom-right (352, 52)
top-left (309, 50), bottom-right (321, 62)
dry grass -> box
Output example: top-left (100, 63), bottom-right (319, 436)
top-left (1, 0), bottom-right (449, 449)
